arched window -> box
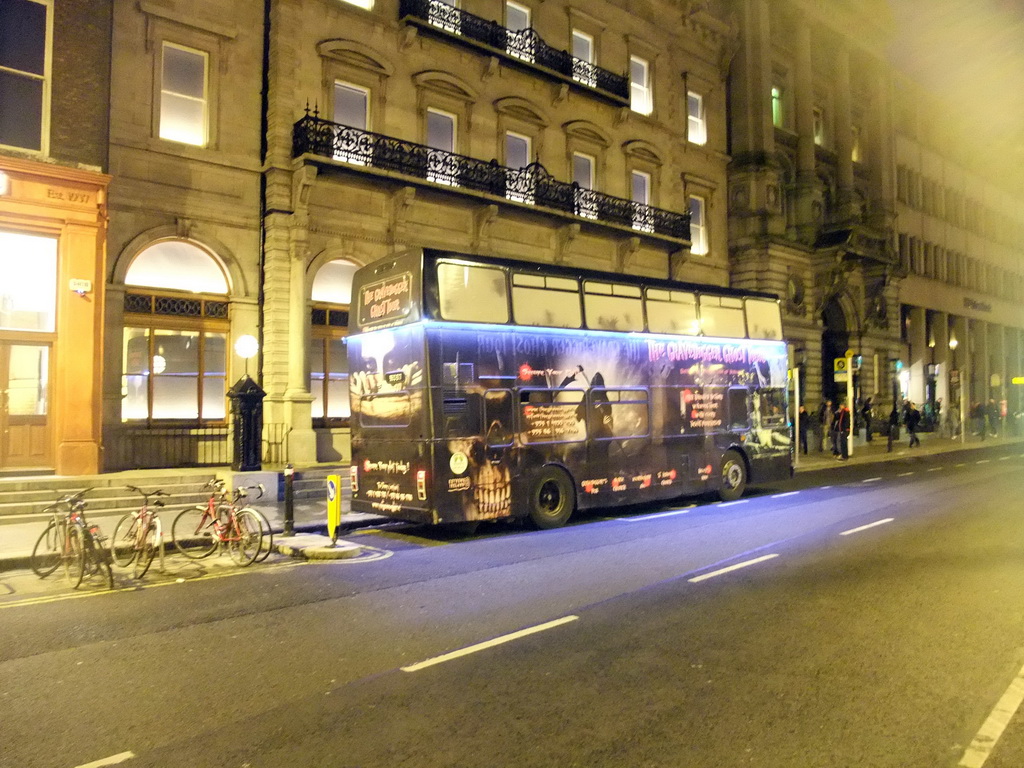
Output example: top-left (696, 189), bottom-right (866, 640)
top-left (310, 259), bottom-right (357, 424)
top-left (121, 241), bottom-right (229, 422)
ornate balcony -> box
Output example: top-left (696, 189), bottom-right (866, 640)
top-left (399, 0), bottom-right (630, 105)
top-left (293, 111), bottom-right (691, 243)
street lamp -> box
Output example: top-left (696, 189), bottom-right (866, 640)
top-left (234, 334), bottom-right (259, 378)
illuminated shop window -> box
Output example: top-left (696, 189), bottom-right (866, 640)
top-left (0, 231), bottom-right (56, 332)
top-left (122, 241), bottom-right (229, 422)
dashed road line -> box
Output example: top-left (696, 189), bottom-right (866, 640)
top-left (688, 554), bottom-right (779, 583)
top-left (771, 491), bottom-right (800, 499)
top-left (998, 456), bottom-right (1011, 461)
top-left (616, 505), bottom-right (695, 522)
top-left (840, 518), bottom-right (894, 536)
top-left (897, 472), bottom-right (915, 477)
top-left (401, 616), bottom-right (579, 672)
top-left (72, 752), bottom-right (135, 768)
top-left (977, 459), bottom-right (991, 464)
top-left (719, 499), bottom-right (750, 507)
top-left (927, 467), bottom-right (942, 472)
top-left (862, 477), bottom-right (882, 483)
top-left (959, 660), bottom-right (1024, 767)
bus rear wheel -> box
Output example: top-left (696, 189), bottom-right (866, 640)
top-left (719, 449), bottom-right (748, 502)
top-left (527, 467), bottom-right (575, 529)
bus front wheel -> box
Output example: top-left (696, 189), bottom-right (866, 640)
top-left (719, 450), bottom-right (748, 502)
top-left (527, 467), bottom-right (575, 529)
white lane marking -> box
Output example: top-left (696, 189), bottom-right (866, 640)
top-left (73, 753), bottom-right (135, 768)
top-left (401, 616), bottom-right (579, 672)
top-left (862, 477), bottom-right (882, 483)
top-left (840, 518), bottom-right (894, 536)
top-left (999, 456), bottom-right (1011, 461)
top-left (977, 459), bottom-right (991, 464)
top-left (927, 467), bottom-right (942, 472)
top-left (617, 506), bottom-right (694, 522)
top-left (958, 661), bottom-right (1024, 767)
top-left (719, 499), bottom-right (749, 507)
top-left (771, 491), bottom-right (800, 499)
top-left (820, 485), bottom-right (832, 489)
top-left (688, 554), bottom-right (779, 583)
top-left (956, 463), bottom-right (967, 467)
top-left (897, 472), bottom-right (915, 477)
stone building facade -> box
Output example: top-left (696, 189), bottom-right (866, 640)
top-left (725, 0), bottom-right (902, 413)
top-left (104, 0), bottom-right (736, 468)
top-left (0, 0), bottom-right (112, 475)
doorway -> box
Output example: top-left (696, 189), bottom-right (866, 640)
top-left (0, 342), bottom-right (52, 469)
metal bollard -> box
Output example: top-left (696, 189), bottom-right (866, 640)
top-left (284, 463), bottom-right (295, 536)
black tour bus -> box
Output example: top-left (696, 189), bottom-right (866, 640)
top-left (347, 249), bottom-right (791, 529)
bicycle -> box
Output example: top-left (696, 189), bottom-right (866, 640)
top-left (171, 479), bottom-right (267, 566)
top-left (30, 488), bottom-right (113, 590)
top-left (110, 485), bottom-right (169, 579)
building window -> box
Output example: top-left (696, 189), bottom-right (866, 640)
top-left (629, 56), bottom-right (652, 115)
top-left (0, 231), bottom-right (56, 332)
top-left (121, 241), bottom-right (229, 422)
top-left (310, 259), bottom-right (357, 424)
top-left (573, 152), bottom-right (596, 219)
top-left (426, 108), bottom-right (456, 185)
top-left (159, 43), bottom-right (208, 146)
top-left (505, 131), bottom-right (534, 204)
top-left (689, 196), bottom-right (707, 255)
top-left (571, 29), bottom-right (596, 87)
top-left (505, 1), bottom-right (534, 62)
top-left (687, 91), bottom-right (706, 145)
top-left (631, 170), bottom-right (653, 233)
top-left (771, 85), bottom-right (784, 128)
top-left (0, 0), bottom-right (50, 152)
top-left (812, 105), bottom-right (825, 146)
top-left (334, 82), bottom-right (368, 129)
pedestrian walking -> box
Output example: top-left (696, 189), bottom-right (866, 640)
top-left (887, 405), bottom-right (900, 452)
top-left (835, 401), bottom-right (851, 460)
top-left (905, 401), bottom-right (922, 447)
top-left (818, 399), bottom-right (833, 453)
top-left (861, 398), bottom-right (874, 442)
top-left (797, 405), bottom-right (809, 455)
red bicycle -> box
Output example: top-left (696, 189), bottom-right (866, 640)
top-left (170, 479), bottom-right (269, 566)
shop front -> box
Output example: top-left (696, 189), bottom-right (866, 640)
top-left (0, 156), bottom-right (110, 476)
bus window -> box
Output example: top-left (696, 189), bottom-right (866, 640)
top-left (359, 392), bottom-right (412, 427)
top-left (438, 262), bottom-right (509, 323)
top-left (511, 273), bottom-right (582, 328)
top-left (699, 295), bottom-right (745, 338)
top-left (753, 388), bottom-right (786, 427)
top-left (442, 395), bottom-right (481, 437)
top-left (584, 281), bottom-right (643, 332)
top-left (727, 388), bottom-right (750, 429)
top-left (645, 288), bottom-right (699, 335)
top-left (519, 388), bottom-right (586, 443)
top-left (745, 298), bottom-right (783, 340)
top-left (484, 390), bottom-right (514, 446)
top-left (588, 389), bottom-right (649, 439)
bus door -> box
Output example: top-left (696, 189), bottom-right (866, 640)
top-left (584, 387), bottom-right (652, 499)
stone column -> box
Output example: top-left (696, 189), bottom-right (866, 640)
top-left (931, 310), bottom-right (950, 415)
top-left (868, 61), bottom-right (896, 235)
top-left (834, 39), bottom-right (855, 223)
top-left (792, 9), bottom-right (821, 243)
top-left (907, 305), bottom-right (927, 405)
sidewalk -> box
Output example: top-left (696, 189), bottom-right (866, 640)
top-left (792, 428), bottom-right (1022, 472)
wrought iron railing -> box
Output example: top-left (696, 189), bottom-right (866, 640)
top-left (293, 111), bottom-right (691, 242)
top-left (113, 425), bottom-right (230, 469)
top-left (399, 0), bottom-right (630, 103)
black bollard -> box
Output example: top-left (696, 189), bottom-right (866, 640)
top-left (284, 463), bottom-right (295, 536)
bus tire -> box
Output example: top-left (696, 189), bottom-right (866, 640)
top-left (527, 467), bottom-right (575, 529)
top-left (719, 449), bottom-right (748, 502)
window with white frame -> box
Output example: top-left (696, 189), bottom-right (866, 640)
top-left (505, 1), bottom-right (534, 62)
top-left (687, 91), bottom-right (707, 145)
top-left (505, 131), bottom-right (534, 204)
top-left (630, 56), bottom-right (652, 115)
top-left (160, 43), bottom-right (208, 146)
top-left (631, 170), bottom-right (653, 233)
top-left (426, 108), bottom-right (456, 185)
top-left (573, 152), bottom-right (597, 219)
top-left (333, 81), bottom-right (369, 164)
top-left (572, 30), bottom-right (596, 87)
top-left (689, 195), bottom-right (707, 255)
top-left (0, 0), bottom-right (50, 153)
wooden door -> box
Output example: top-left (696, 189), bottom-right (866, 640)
top-left (0, 343), bottom-right (52, 470)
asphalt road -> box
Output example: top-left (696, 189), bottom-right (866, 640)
top-left (2, 445), bottom-right (1024, 768)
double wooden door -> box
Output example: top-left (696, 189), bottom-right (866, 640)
top-left (0, 342), bottom-right (52, 470)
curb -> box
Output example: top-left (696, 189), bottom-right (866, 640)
top-left (272, 534), bottom-right (364, 560)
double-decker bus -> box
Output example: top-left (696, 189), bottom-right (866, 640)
top-left (348, 249), bottom-right (791, 529)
